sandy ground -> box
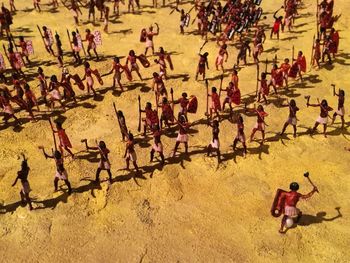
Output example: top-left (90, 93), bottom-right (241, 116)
top-left (0, 0), bottom-right (349, 262)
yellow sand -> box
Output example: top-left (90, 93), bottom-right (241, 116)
top-left (0, 0), bottom-right (349, 262)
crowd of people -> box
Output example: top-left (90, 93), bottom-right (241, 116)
top-left (0, 0), bottom-right (344, 233)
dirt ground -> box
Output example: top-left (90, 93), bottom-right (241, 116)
top-left (0, 0), bottom-right (349, 262)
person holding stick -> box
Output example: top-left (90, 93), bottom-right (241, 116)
top-left (171, 113), bottom-right (190, 157)
top-left (50, 120), bottom-right (74, 158)
top-left (124, 132), bottom-right (139, 172)
top-left (207, 119), bottom-right (221, 163)
top-left (280, 99), bottom-right (299, 138)
top-left (272, 172), bottom-right (318, 234)
top-left (150, 124), bottom-right (165, 165)
top-left (40, 147), bottom-right (72, 195)
top-left (246, 104), bottom-right (268, 145)
top-left (306, 96), bottom-right (333, 137)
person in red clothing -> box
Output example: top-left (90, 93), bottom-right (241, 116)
top-left (257, 72), bottom-right (269, 104)
top-left (268, 64), bottom-right (283, 92)
top-left (152, 72), bottom-right (167, 99)
top-left (329, 28), bottom-right (339, 58)
top-left (83, 139), bottom-right (113, 183)
top-left (270, 9), bottom-right (284, 39)
top-left (17, 36), bottom-right (30, 64)
top-left (221, 81), bottom-right (234, 118)
top-left (280, 58), bottom-right (291, 87)
top-left (289, 51), bottom-right (306, 81)
top-left (53, 121), bottom-right (74, 158)
top-left (246, 104), bottom-right (268, 145)
top-left (159, 97), bottom-right (174, 129)
top-left (173, 92), bottom-right (189, 117)
top-left (312, 38), bottom-right (321, 69)
top-left (24, 83), bottom-right (39, 112)
top-left (140, 102), bottom-right (159, 136)
top-left (208, 86), bottom-right (221, 121)
top-left (215, 44), bottom-right (228, 72)
top-left (0, 89), bottom-right (20, 125)
top-left (84, 28), bottom-right (99, 60)
top-left (276, 182), bottom-right (318, 233)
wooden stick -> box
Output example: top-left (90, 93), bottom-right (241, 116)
top-left (37, 25), bottom-right (46, 48)
top-left (66, 29), bottom-right (74, 52)
top-left (255, 62), bottom-right (260, 97)
top-left (137, 95), bottom-right (141, 132)
top-left (218, 74), bottom-right (223, 98)
top-left (170, 87), bottom-right (174, 112)
top-left (205, 79), bottom-right (209, 115)
top-left (10, 34), bottom-right (18, 52)
top-left (310, 34), bottom-right (315, 66)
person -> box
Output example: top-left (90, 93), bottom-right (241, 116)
top-left (126, 50), bottom-right (142, 81)
top-left (208, 86), bottom-right (221, 121)
top-left (215, 44), bottom-right (228, 72)
top-left (140, 102), bottom-right (159, 136)
top-left (322, 36), bottom-right (333, 64)
top-left (175, 8), bottom-right (186, 34)
top-left (207, 120), bottom-right (220, 162)
top-left (37, 67), bottom-right (48, 104)
top-left (70, 31), bottom-right (82, 64)
top-left (11, 155), bottom-right (33, 211)
top-left (280, 58), bottom-right (291, 88)
top-left (312, 38), bottom-right (321, 69)
top-left (306, 97), bottom-right (333, 137)
top-left (33, 0), bottom-right (41, 12)
top-left (236, 40), bottom-right (251, 66)
top-left (106, 56), bottom-right (124, 91)
top-left (331, 87), bottom-right (345, 129)
top-left (54, 33), bottom-right (64, 67)
top-left (83, 139), bottom-right (113, 183)
top-left (48, 75), bottom-right (66, 110)
top-left (52, 121), bottom-right (75, 158)
top-left (171, 113), bottom-right (190, 157)
top-left (150, 124), bottom-right (165, 165)
top-left (152, 72), bottom-right (167, 99)
top-left (270, 9), bottom-right (284, 39)
top-left (159, 96), bottom-right (174, 129)
top-left (103, 5), bottom-right (110, 33)
top-left (7, 48), bottom-right (24, 75)
top-left (24, 83), bottom-right (40, 112)
top-left (87, 0), bottom-right (96, 23)
top-left (276, 182), bottom-right (318, 233)
top-left (257, 72), bottom-right (269, 104)
top-left (82, 61), bottom-right (98, 97)
top-left (42, 26), bottom-right (54, 55)
top-left (60, 67), bottom-right (77, 105)
top-left (124, 132), bottom-right (139, 172)
top-left (85, 29), bottom-right (99, 60)
top-left (128, 0), bottom-right (135, 13)
top-left (280, 99), bottom-right (299, 137)
top-left (329, 28), bottom-right (339, 58)
top-left (0, 89), bottom-right (20, 125)
top-left (246, 104), bottom-right (268, 145)
top-left (233, 114), bottom-right (247, 157)
top-left (116, 110), bottom-right (128, 141)
top-left (113, 0), bottom-right (123, 16)
top-left (70, 0), bottom-right (82, 25)
top-left (17, 36), bottom-right (30, 64)
top-left (195, 52), bottom-right (209, 81)
top-left (41, 147), bottom-right (72, 194)
top-left (154, 47), bottom-right (171, 79)
top-left (144, 24), bottom-right (159, 56)
top-left (268, 63), bottom-right (283, 93)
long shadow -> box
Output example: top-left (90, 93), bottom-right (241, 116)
top-left (298, 207), bottom-right (342, 226)
top-left (167, 73), bottom-right (190, 82)
top-left (285, 207), bottom-right (342, 233)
